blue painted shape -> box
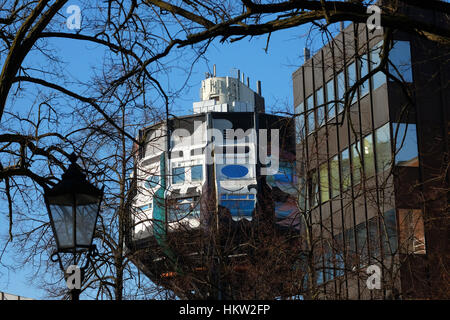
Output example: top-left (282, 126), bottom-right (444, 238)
top-left (221, 165), bottom-right (248, 178)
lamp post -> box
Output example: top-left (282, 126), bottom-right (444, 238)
top-left (44, 153), bottom-right (103, 301)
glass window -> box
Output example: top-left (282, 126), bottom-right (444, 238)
top-left (298, 176), bottom-right (307, 212)
top-left (398, 209), bottom-right (426, 254)
top-left (295, 102), bottom-right (305, 143)
top-left (275, 162), bottom-right (294, 183)
top-left (319, 162), bottom-right (329, 203)
top-left (389, 41), bottom-right (413, 83)
top-left (341, 148), bottom-right (351, 190)
top-left (351, 142), bottom-right (362, 185)
top-left (172, 167), bottom-right (185, 184)
top-left (370, 41), bottom-right (387, 90)
top-left (191, 165), bottom-right (203, 181)
top-left (345, 228), bottom-right (356, 259)
top-left (359, 54), bottom-right (370, 97)
top-left (375, 123), bottom-right (392, 172)
top-left (136, 203), bottom-right (152, 213)
top-left (334, 233), bottom-right (345, 277)
top-left (368, 217), bottom-right (381, 260)
top-left (316, 253), bottom-right (324, 285)
top-left (392, 123), bottom-right (419, 167)
top-left (330, 155), bottom-right (340, 198)
top-left (335, 252), bottom-right (345, 277)
top-left (308, 169), bottom-right (319, 208)
top-left (382, 209), bottom-right (398, 255)
top-left (326, 79), bottom-right (335, 120)
top-left (323, 243), bottom-right (333, 281)
top-left (220, 199), bottom-right (255, 217)
top-left (356, 222), bottom-right (368, 266)
top-left (144, 175), bottom-right (159, 188)
top-left (316, 87), bottom-right (325, 127)
top-left (168, 198), bottom-right (200, 222)
top-left (336, 71), bottom-right (345, 113)
top-left (346, 62), bottom-right (357, 104)
top-left (306, 95), bottom-right (315, 133)
top-left (363, 134), bottom-right (375, 177)
top-left (274, 201), bottom-right (297, 219)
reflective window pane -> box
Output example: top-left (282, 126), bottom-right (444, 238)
top-left (382, 209), bottom-right (398, 255)
top-left (341, 148), bottom-right (351, 190)
top-left (326, 79), bottom-right (335, 120)
top-left (307, 95), bottom-right (315, 133)
top-left (368, 217), bottom-right (381, 259)
top-left (371, 41), bottom-right (387, 90)
top-left (323, 243), bottom-right (333, 281)
top-left (336, 71), bottom-right (345, 113)
top-left (220, 199), bottom-right (255, 217)
top-left (145, 175), bottom-right (159, 189)
top-left (347, 62), bottom-right (357, 104)
top-left (363, 134), bottom-right (375, 177)
top-left (389, 41), bottom-right (413, 82)
top-left (295, 102), bottom-right (305, 143)
top-left (320, 162), bottom-right (329, 203)
top-left (275, 162), bottom-right (294, 183)
top-left (359, 54), bottom-right (370, 97)
top-left (191, 165), bottom-right (203, 181)
top-left (334, 233), bottom-right (345, 277)
top-left (346, 228), bottom-right (356, 257)
top-left (298, 176), bottom-right (307, 212)
top-left (375, 123), bottom-right (392, 172)
top-left (316, 87), bottom-right (325, 127)
top-left (330, 155), bottom-right (340, 198)
top-left (351, 142), bottom-right (362, 185)
top-left (356, 222), bottom-right (368, 265)
top-left (168, 198), bottom-right (200, 222)
top-left (274, 200), bottom-right (297, 219)
top-left (392, 123), bottom-right (419, 167)
top-left (172, 167), bottom-right (185, 184)
top-left (308, 169), bottom-right (319, 208)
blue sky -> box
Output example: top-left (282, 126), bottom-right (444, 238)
top-left (0, 3), bottom-right (343, 299)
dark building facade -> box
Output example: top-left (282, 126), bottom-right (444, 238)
top-left (293, 7), bottom-right (449, 299)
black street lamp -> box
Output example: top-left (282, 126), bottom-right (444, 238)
top-left (44, 153), bottom-right (103, 300)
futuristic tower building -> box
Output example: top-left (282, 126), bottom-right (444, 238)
top-left (126, 70), bottom-right (297, 297)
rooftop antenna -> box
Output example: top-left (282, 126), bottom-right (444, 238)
top-left (213, 64), bottom-right (216, 77)
top-left (257, 80), bottom-right (262, 96)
